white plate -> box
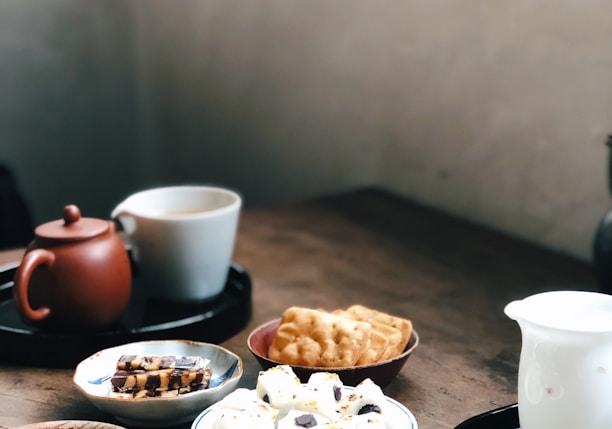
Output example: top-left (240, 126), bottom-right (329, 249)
top-left (191, 386), bottom-right (418, 429)
top-left (73, 340), bottom-right (242, 427)
top-left (15, 422), bottom-right (125, 429)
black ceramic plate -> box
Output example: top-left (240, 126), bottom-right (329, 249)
top-left (0, 262), bottom-right (251, 368)
top-left (454, 404), bottom-right (519, 429)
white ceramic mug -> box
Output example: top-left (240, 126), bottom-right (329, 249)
top-left (111, 185), bottom-right (241, 302)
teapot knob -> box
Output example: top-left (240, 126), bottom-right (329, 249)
top-left (63, 205), bottom-right (81, 225)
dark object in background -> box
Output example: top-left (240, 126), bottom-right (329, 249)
top-left (593, 135), bottom-right (612, 294)
top-left (0, 165), bottom-right (33, 249)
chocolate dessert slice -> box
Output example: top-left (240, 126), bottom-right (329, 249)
top-left (110, 355), bottom-right (212, 398)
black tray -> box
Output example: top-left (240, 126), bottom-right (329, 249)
top-left (0, 262), bottom-right (252, 368)
top-left (454, 404), bottom-right (519, 429)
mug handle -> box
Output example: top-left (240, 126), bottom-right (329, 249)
top-left (13, 249), bottom-right (55, 321)
top-left (111, 206), bottom-right (136, 235)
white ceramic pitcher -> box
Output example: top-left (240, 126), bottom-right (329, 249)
top-left (505, 290), bottom-right (612, 429)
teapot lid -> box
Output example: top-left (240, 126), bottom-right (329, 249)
top-left (35, 205), bottom-right (110, 242)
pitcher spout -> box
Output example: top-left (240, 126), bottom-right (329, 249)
top-left (503, 299), bottom-right (524, 322)
top-left (505, 290), bottom-right (612, 333)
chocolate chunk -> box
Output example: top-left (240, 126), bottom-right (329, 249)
top-left (294, 414), bottom-right (318, 428)
top-left (110, 370), bottom-right (128, 389)
top-left (333, 385), bottom-right (342, 401)
top-left (358, 404), bottom-right (382, 415)
top-left (117, 355), bottom-right (138, 370)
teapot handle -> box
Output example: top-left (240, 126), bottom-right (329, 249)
top-left (13, 249), bottom-right (55, 321)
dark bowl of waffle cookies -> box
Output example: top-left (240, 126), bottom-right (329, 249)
top-left (247, 305), bottom-right (419, 388)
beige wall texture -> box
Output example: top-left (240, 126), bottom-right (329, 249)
top-left (2, 0), bottom-right (611, 262)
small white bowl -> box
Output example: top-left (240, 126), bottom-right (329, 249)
top-left (191, 386), bottom-right (418, 429)
top-left (73, 340), bottom-right (242, 427)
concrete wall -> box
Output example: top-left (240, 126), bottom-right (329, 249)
top-left (1, 1), bottom-right (141, 225)
top-left (2, 0), bottom-right (611, 261)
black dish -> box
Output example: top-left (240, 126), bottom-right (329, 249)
top-left (0, 262), bottom-right (251, 368)
top-left (454, 403), bottom-right (519, 429)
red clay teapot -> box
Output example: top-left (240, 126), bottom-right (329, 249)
top-left (13, 204), bottom-right (132, 330)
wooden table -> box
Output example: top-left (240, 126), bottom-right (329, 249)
top-left (0, 188), bottom-right (596, 429)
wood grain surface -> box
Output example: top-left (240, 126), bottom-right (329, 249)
top-left (0, 188), bottom-right (596, 429)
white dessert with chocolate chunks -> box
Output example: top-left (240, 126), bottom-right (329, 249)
top-left (110, 354), bottom-right (212, 398)
top-left (216, 388), bottom-right (279, 429)
top-left (277, 410), bottom-right (330, 429)
top-left (214, 365), bottom-right (391, 428)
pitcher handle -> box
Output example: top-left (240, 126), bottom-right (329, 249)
top-left (13, 249), bottom-right (55, 321)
